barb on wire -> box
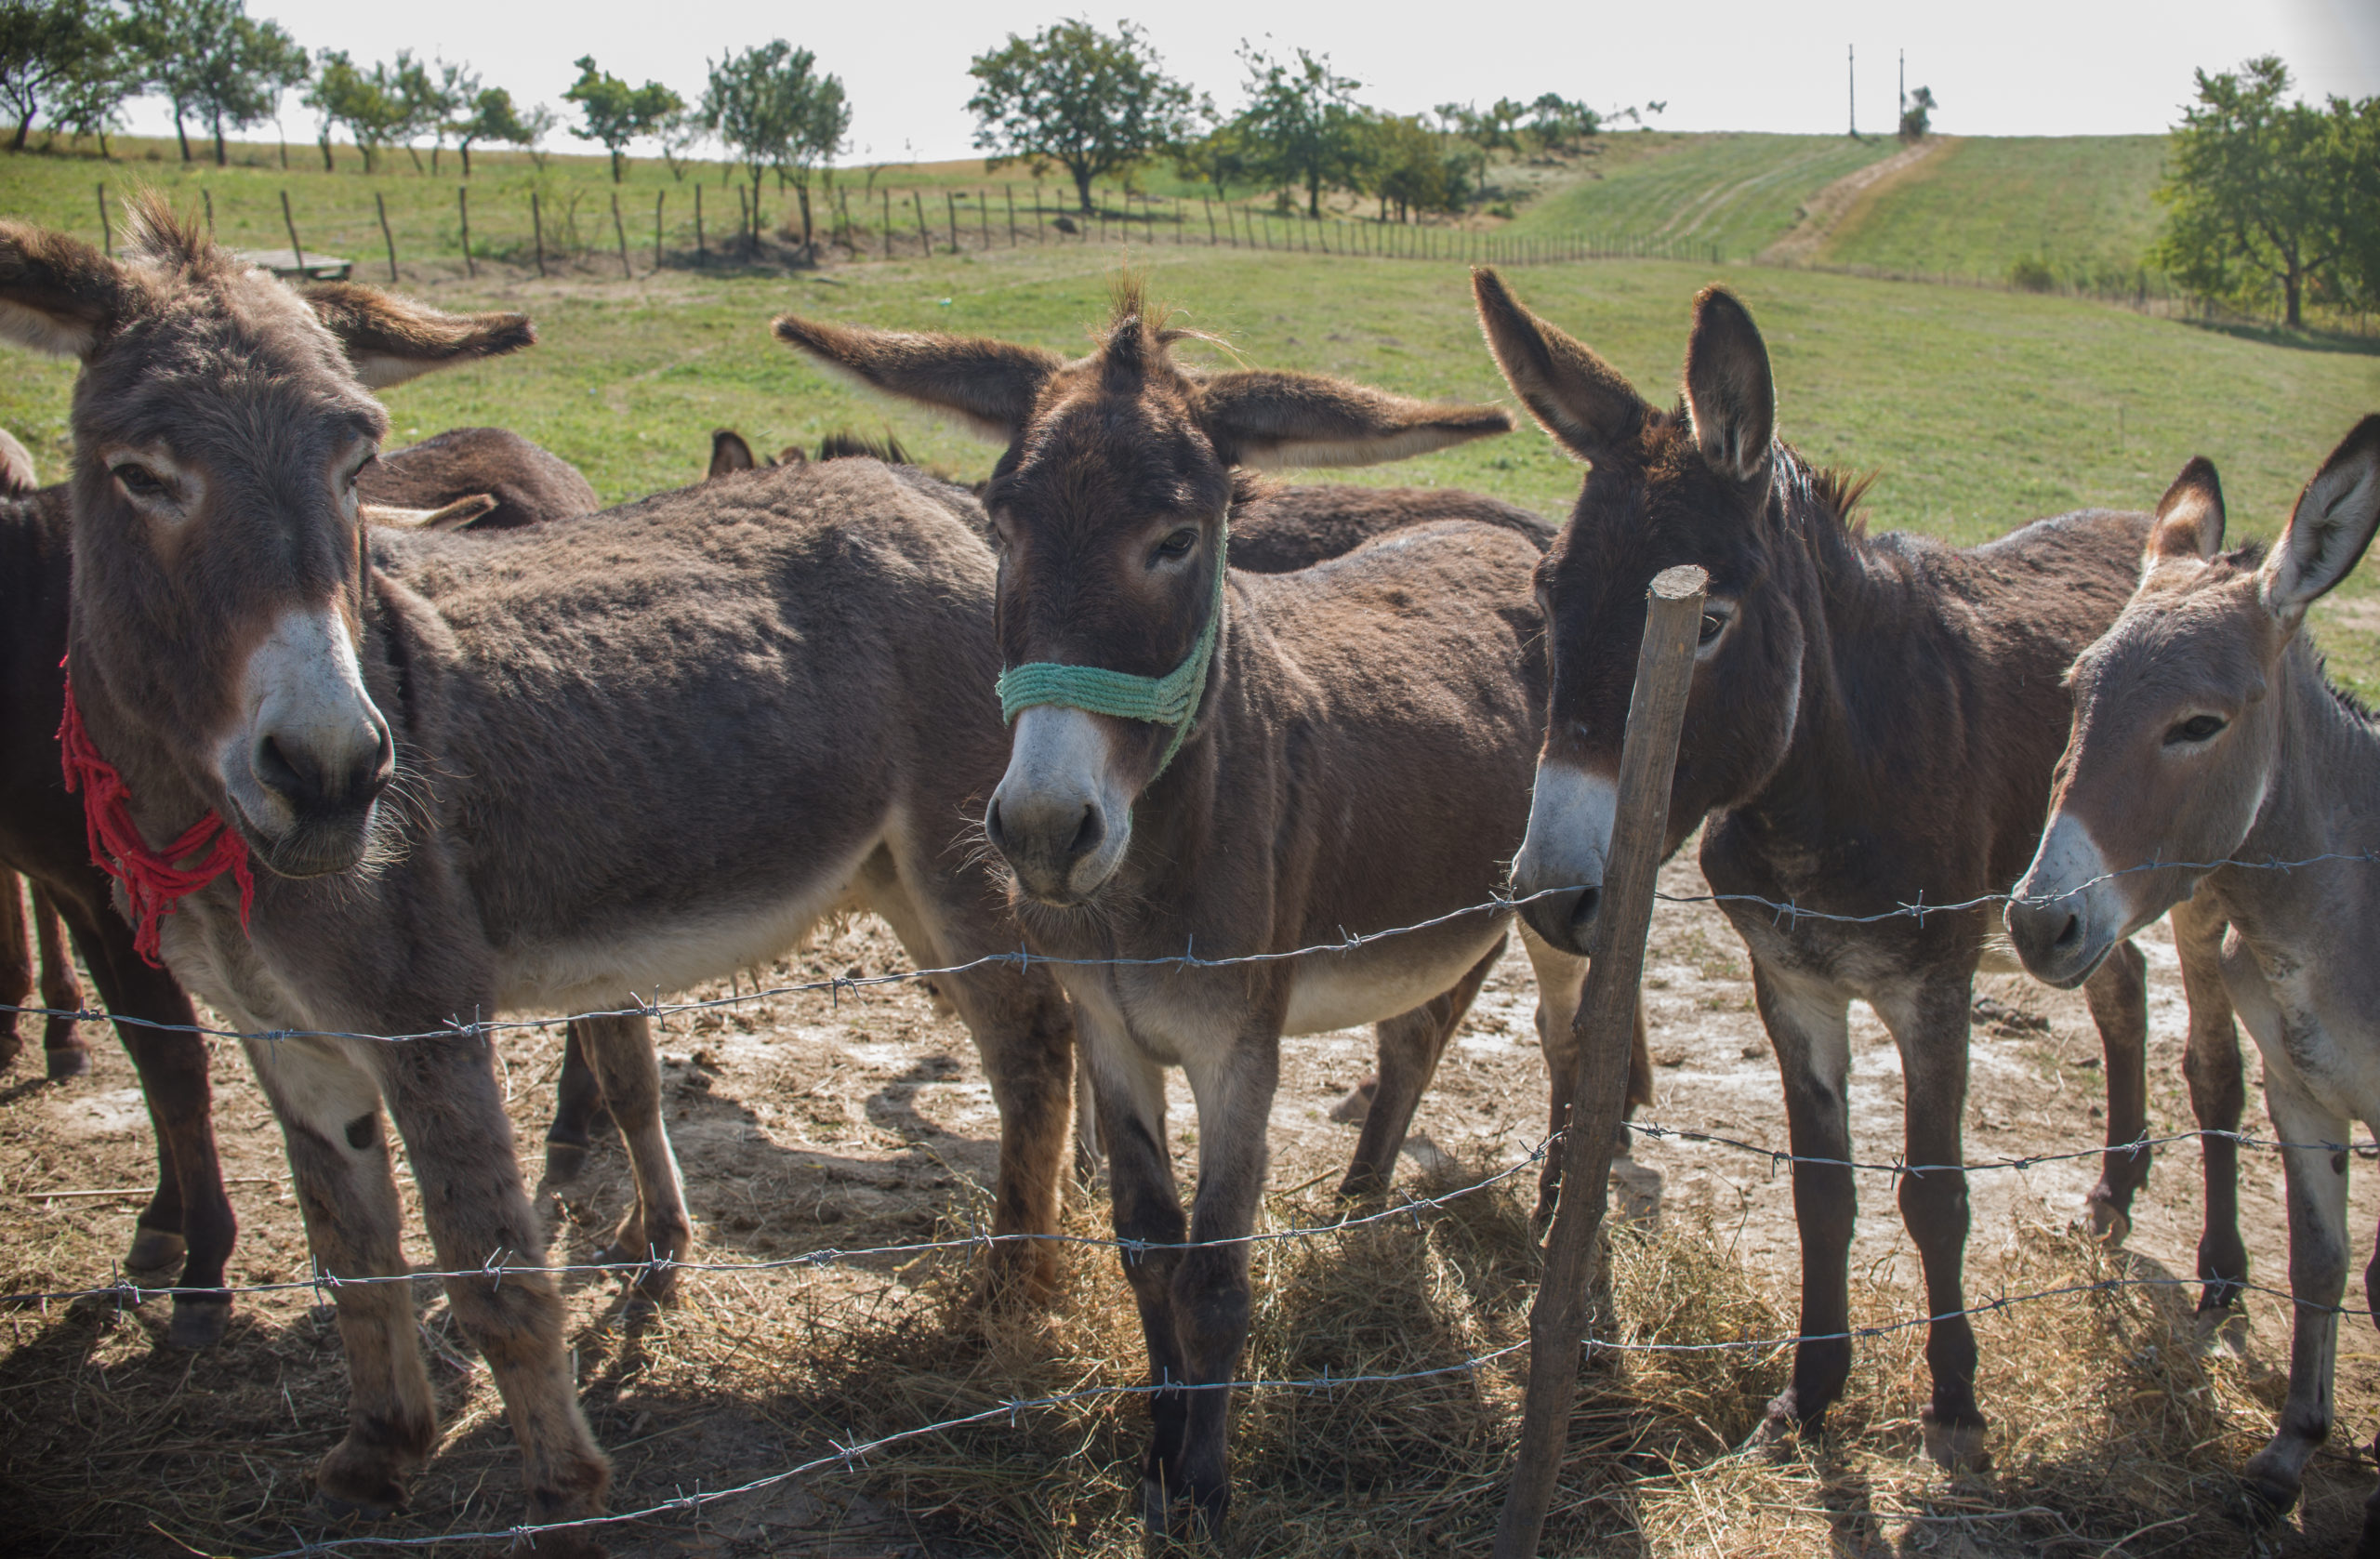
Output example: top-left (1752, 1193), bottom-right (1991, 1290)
top-left (230, 1267), bottom-right (2367, 1556)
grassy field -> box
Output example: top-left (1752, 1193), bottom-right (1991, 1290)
top-left (1501, 131), bottom-right (1900, 258)
top-left (1820, 134), bottom-right (2172, 284)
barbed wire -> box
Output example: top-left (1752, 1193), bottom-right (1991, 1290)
top-left (229, 1266), bottom-right (2360, 1556)
top-left (6, 847), bottom-right (2375, 1051)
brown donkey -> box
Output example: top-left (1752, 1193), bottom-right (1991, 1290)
top-left (772, 289), bottom-right (1612, 1538)
top-left (2010, 423), bottom-right (2380, 1542)
top-left (1, 427), bottom-right (605, 1346)
top-left (0, 207), bottom-right (1088, 1539)
top-left (1477, 272), bottom-right (2245, 1467)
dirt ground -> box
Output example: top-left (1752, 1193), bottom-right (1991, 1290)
top-left (7, 843), bottom-right (2380, 1557)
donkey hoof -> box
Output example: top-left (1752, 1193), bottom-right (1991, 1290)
top-left (1328, 1078), bottom-right (1379, 1125)
top-left (2235, 1470), bottom-right (2301, 1528)
top-left (2193, 1304), bottom-right (2250, 1356)
top-left (2085, 1196), bottom-right (2131, 1247)
top-left (1919, 1411), bottom-right (1990, 1473)
top-left (1737, 1409), bottom-right (1800, 1460)
top-left (165, 1293), bottom-right (231, 1349)
top-left (316, 1474), bottom-right (406, 1522)
top-left (45, 1047), bottom-right (90, 1081)
top-left (544, 1140), bottom-right (591, 1183)
top-left (124, 1225), bottom-right (188, 1274)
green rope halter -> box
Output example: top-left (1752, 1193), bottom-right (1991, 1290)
top-left (996, 518), bottom-right (1228, 780)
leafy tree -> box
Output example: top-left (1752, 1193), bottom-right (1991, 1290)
top-left (966, 19), bottom-right (1195, 216)
top-left (519, 100), bottom-right (558, 170)
top-left (454, 85), bottom-right (533, 178)
top-left (1234, 42), bottom-right (1364, 218)
top-left (416, 56), bottom-right (476, 174)
top-left (1358, 112), bottom-right (1465, 220)
top-left (655, 104), bottom-right (706, 181)
top-left (1173, 116), bottom-right (1251, 202)
top-left (46, 9), bottom-right (142, 155)
top-left (1524, 93), bottom-right (1599, 152)
top-left (304, 48), bottom-right (415, 173)
top-left (1898, 85), bottom-right (1936, 142)
top-left (563, 54), bottom-right (681, 182)
top-left (2156, 57), bottom-right (2378, 327)
top-left (703, 40), bottom-right (850, 251)
top-left (125, 0), bottom-right (305, 165)
top-left (1, 0), bottom-right (112, 151)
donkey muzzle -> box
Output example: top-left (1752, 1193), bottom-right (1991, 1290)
top-left (2005, 815), bottom-right (2122, 988)
top-left (989, 707), bottom-right (1132, 905)
top-left (1511, 760), bottom-right (1616, 958)
top-left (221, 603), bottom-right (394, 876)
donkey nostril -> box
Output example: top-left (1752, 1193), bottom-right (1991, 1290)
top-left (1067, 805), bottom-right (1104, 862)
top-left (2052, 913), bottom-right (2082, 951)
top-left (1568, 886), bottom-right (1603, 938)
top-left (985, 800), bottom-right (1010, 852)
top-left (253, 733), bottom-right (304, 798)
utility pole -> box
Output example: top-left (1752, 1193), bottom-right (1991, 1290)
top-left (1848, 45), bottom-right (1858, 139)
top-left (1899, 49), bottom-right (1906, 125)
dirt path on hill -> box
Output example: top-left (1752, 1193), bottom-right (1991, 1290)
top-left (1758, 136), bottom-right (1952, 265)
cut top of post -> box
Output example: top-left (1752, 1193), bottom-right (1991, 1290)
top-left (1651, 564), bottom-right (1708, 602)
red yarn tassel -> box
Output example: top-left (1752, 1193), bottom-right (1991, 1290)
top-left (57, 663), bottom-right (254, 967)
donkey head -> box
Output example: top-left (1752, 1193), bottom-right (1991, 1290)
top-left (2010, 418), bottom-right (2380, 985)
top-left (775, 282), bottom-right (1512, 906)
top-left (0, 203), bottom-right (533, 878)
top-left (1477, 272), bottom-right (1808, 955)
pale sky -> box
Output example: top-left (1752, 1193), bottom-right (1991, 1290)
top-left (115, 0), bottom-right (2380, 161)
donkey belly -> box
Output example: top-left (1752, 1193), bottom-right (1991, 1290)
top-left (1280, 919), bottom-right (1508, 1037)
top-left (491, 833), bottom-right (878, 1012)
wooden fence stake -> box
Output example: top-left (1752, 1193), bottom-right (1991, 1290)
top-left (654, 190), bottom-right (665, 270)
top-left (375, 192), bottom-right (398, 282)
top-left (530, 191), bottom-right (545, 277)
top-left (694, 183), bottom-right (705, 264)
top-left (611, 192), bottom-right (630, 278)
top-left (881, 189), bottom-right (893, 258)
top-left (978, 190), bottom-right (991, 249)
top-left (913, 190), bottom-right (931, 255)
top-left (1492, 562), bottom-right (1707, 1559)
top-left (279, 190), bottom-right (303, 273)
top-left (1006, 184), bottom-right (1016, 245)
top-left (945, 191), bottom-right (960, 253)
top-left (457, 187), bottom-right (474, 277)
top-left (202, 188), bottom-right (214, 236)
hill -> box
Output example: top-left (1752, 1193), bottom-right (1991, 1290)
top-left (1501, 132), bottom-right (1902, 260)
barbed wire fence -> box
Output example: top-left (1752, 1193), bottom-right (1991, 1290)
top-left (8, 847), bottom-right (2379, 1552)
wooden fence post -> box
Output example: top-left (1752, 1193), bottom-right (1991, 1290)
top-left (97, 182), bottom-right (111, 257)
top-left (279, 190), bottom-right (304, 273)
top-left (611, 191), bottom-right (630, 278)
top-left (376, 192), bottom-right (398, 282)
top-left (1492, 562), bottom-right (1707, 1559)
top-left (654, 190), bottom-right (665, 270)
top-left (458, 187), bottom-right (474, 277)
top-left (882, 189), bottom-right (893, 258)
top-left (913, 190), bottom-right (931, 255)
top-left (945, 191), bottom-right (960, 253)
top-left (202, 188), bottom-right (214, 236)
top-left (978, 190), bottom-right (991, 249)
top-left (1006, 184), bottom-right (1016, 245)
top-left (530, 191), bottom-right (545, 277)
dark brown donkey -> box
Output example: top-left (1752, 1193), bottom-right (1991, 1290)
top-left (0, 426), bottom-right (602, 1346)
top-left (2009, 425), bottom-right (2380, 1542)
top-left (0, 205), bottom-right (1097, 1539)
top-left (773, 291), bottom-right (1596, 1539)
top-left (1479, 272), bottom-right (2244, 1467)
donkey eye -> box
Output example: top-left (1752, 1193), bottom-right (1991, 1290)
top-left (1699, 613), bottom-right (1726, 645)
top-left (112, 463), bottom-right (165, 498)
top-left (1154, 527), bottom-right (1198, 562)
top-left (2165, 714), bottom-right (2227, 746)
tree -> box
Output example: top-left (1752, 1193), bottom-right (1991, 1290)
top-left (1898, 85), bottom-right (1936, 142)
top-left (703, 40), bottom-right (850, 252)
top-left (454, 85), bottom-right (532, 178)
top-left (1, 0), bottom-right (110, 151)
top-left (1524, 92), bottom-right (1599, 152)
top-left (966, 19), bottom-right (1195, 216)
top-left (1173, 115), bottom-right (1251, 202)
top-left (1358, 112), bottom-right (1466, 221)
top-left (304, 48), bottom-right (414, 173)
top-left (125, 0), bottom-right (305, 165)
top-left (519, 100), bottom-right (558, 170)
top-left (419, 56), bottom-right (477, 174)
top-left (1234, 42), bottom-right (1364, 218)
top-left (2156, 57), bottom-right (2378, 328)
top-left (46, 10), bottom-right (142, 156)
top-left (655, 104), bottom-right (705, 181)
top-left (563, 54), bottom-right (681, 182)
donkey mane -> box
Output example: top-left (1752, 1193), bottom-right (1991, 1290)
top-left (120, 192), bottom-right (228, 276)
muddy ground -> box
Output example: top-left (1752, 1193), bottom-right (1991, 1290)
top-left (6, 847), bottom-right (2380, 1556)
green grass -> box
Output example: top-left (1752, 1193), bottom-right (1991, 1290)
top-left (1501, 132), bottom-right (1901, 259)
top-left (0, 205), bottom-right (2370, 686)
top-left (1820, 135), bottom-right (2172, 285)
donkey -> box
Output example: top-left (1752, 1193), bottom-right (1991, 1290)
top-left (0, 206), bottom-right (1110, 1536)
top-left (2008, 422), bottom-right (2380, 1540)
top-left (1477, 272), bottom-right (2245, 1468)
top-left (0, 424), bottom-right (609, 1347)
top-left (771, 288), bottom-right (1623, 1538)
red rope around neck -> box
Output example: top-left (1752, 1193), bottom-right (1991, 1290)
top-left (58, 662), bottom-right (254, 968)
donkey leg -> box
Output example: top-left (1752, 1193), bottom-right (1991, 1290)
top-left (571, 1011), bottom-right (692, 1301)
top-left (1519, 927), bottom-right (1586, 1229)
top-left (1341, 933), bottom-right (1503, 1196)
top-left (73, 912), bottom-right (234, 1344)
top-left (376, 1030), bottom-right (610, 1537)
top-left (1747, 962), bottom-right (1857, 1444)
top-left (2080, 938), bottom-right (2150, 1242)
top-left (244, 1035), bottom-right (437, 1513)
top-left (2171, 895), bottom-right (2248, 1316)
top-left (1082, 1020), bottom-right (1192, 1535)
top-left (2240, 1069), bottom-right (2350, 1525)
top-left (0, 872), bottom-right (28, 1074)
top-left (1876, 975), bottom-right (1987, 1470)
top-left (31, 887), bottom-right (87, 1079)
top-left (1170, 1037), bottom-right (1282, 1540)
top-left (543, 1021), bottom-right (613, 1183)
top-left (958, 972), bottom-right (1076, 1304)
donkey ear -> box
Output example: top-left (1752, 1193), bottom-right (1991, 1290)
top-left (303, 283), bottom-right (535, 390)
top-left (0, 221), bottom-right (134, 358)
top-left (708, 429), bottom-right (758, 479)
top-left (773, 314), bottom-right (1063, 443)
top-left (1681, 285), bottom-right (1775, 485)
top-left (2261, 416), bottom-right (2380, 627)
top-left (2146, 456), bottom-right (2226, 562)
top-left (1197, 371), bottom-right (1511, 469)
top-left (0, 427), bottom-right (38, 496)
top-left (1472, 268), bottom-right (1649, 462)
